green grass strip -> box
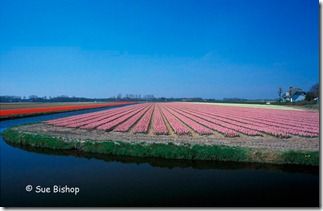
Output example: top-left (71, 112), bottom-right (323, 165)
top-left (1, 128), bottom-right (319, 166)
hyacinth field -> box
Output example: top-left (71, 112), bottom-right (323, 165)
top-left (44, 102), bottom-right (319, 139)
top-left (0, 102), bottom-right (134, 119)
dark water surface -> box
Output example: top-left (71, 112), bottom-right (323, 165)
top-left (0, 107), bottom-right (319, 207)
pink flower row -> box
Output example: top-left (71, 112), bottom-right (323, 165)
top-left (44, 102), bottom-right (319, 138)
top-left (152, 105), bottom-right (168, 135)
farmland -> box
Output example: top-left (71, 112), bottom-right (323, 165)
top-left (192, 102), bottom-right (314, 111)
top-left (3, 102), bottom-right (319, 165)
top-left (0, 101), bottom-right (135, 119)
top-left (45, 102), bottom-right (319, 138)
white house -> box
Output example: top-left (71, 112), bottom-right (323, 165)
top-left (282, 87), bottom-right (306, 102)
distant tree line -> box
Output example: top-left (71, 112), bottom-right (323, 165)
top-left (0, 95), bottom-right (209, 103)
top-left (0, 94), bottom-right (161, 103)
top-left (2, 85), bottom-right (319, 104)
top-left (0, 95), bottom-right (116, 103)
top-left (0, 94), bottom-right (279, 104)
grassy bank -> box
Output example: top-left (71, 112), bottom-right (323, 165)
top-left (2, 128), bottom-right (319, 166)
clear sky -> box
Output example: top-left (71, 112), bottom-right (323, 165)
top-left (0, 0), bottom-right (319, 99)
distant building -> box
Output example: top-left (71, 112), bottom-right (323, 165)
top-left (282, 87), bottom-right (306, 102)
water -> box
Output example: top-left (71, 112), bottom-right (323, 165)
top-left (0, 108), bottom-right (319, 207)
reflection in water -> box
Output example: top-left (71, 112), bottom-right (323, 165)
top-left (0, 108), bottom-right (319, 207)
top-left (7, 141), bottom-right (319, 175)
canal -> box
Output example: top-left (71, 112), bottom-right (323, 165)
top-left (0, 107), bottom-right (319, 207)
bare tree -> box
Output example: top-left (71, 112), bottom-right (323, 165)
top-left (278, 87), bottom-right (283, 102)
top-left (305, 83), bottom-right (319, 101)
top-left (309, 83), bottom-right (319, 98)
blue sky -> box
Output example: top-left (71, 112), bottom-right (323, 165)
top-left (0, 0), bottom-right (319, 99)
